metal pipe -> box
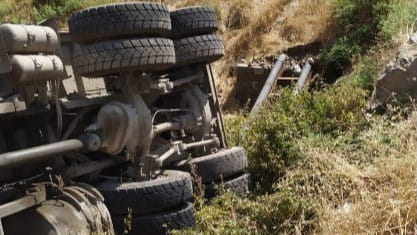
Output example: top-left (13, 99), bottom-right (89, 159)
top-left (64, 158), bottom-right (122, 179)
top-left (153, 122), bottom-right (181, 134)
top-left (172, 72), bottom-right (204, 88)
top-left (250, 54), bottom-right (287, 115)
top-left (156, 137), bottom-right (220, 167)
top-left (156, 146), bottom-right (177, 167)
top-left (0, 139), bottom-right (84, 168)
top-left (294, 58), bottom-right (313, 94)
top-left (182, 138), bottom-right (219, 149)
top-left (153, 114), bottom-right (196, 135)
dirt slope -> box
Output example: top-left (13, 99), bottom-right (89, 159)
top-left (165, 0), bottom-right (334, 107)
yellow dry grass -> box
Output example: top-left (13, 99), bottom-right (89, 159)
top-left (162, 0), bottom-right (335, 107)
top-left (0, 0), bottom-right (34, 23)
top-left (278, 114), bottom-right (417, 234)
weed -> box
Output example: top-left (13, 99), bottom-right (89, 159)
top-left (320, 0), bottom-right (417, 83)
top-left (225, 0), bottom-right (251, 30)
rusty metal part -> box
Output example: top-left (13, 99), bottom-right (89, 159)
top-left (250, 54), bottom-right (287, 115)
top-left (206, 65), bottom-right (227, 148)
top-left (294, 58), bottom-right (313, 94)
top-left (0, 139), bottom-right (84, 168)
top-left (235, 63), bottom-right (270, 104)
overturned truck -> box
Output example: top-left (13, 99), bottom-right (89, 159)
top-left (0, 2), bottom-right (249, 234)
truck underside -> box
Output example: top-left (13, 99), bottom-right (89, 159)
top-left (0, 3), bottom-right (249, 234)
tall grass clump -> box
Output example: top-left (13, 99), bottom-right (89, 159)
top-left (228, 84), bottom-right (367, 192)
top-left (320, 0), bottom-right (417, 82)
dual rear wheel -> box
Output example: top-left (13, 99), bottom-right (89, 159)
top-left (69, 3), bottom-right (224, 78)
top-left (65, 2), bottom-right (248, 235)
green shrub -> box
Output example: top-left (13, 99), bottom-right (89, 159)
top-left (0, 2), bottom-right (11, 21)
top-left (174, 191), bottom-right (316, 234)
top-left (376, 0), bottom-right (417, 41)
top-left (320, 0), bottom-right (416, 83)
top-left (226, 84), bottom-right (367, 192)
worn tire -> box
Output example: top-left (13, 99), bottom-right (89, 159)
top-left (173, 147), bottom-right (247, 183)
top-left (205, 173), bottom-right (251, 198)
top-left (68, 2), bottom-right (171, 43)
top-left (170, 7), bottom-right (218, 38)
top-left (174, 34), bottom-right (224, 66)
top-left (95, 170), bottom-right (193, 216)
top-left (73, 38), bottom-right (175, 77)
top-left (112, 202), bottom-right (195, 235)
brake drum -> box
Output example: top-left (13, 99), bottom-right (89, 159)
top-left (2, 186), bottom-right (114, 235)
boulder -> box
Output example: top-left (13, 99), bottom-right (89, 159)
top-left (369, 32), bottom-right (417, 108)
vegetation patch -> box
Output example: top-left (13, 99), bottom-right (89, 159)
top-left (0, 0), bottom-right (416, 234)
top-left (319, 0), bottom-right (417, 81)
top-left (175, 0), bottom-right (417, 234)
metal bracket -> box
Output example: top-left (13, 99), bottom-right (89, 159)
top-left (0, 184), bottom-right (47, 234)
top-left (0, 33), bottom-right (11, 74)
top-left (155, 137), bottom-right (220, 167)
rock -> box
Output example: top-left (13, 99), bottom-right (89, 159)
top-left (369, 32), bottom-right (417, 109)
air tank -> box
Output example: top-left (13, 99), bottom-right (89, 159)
top-left (7, 55), bottom-right (65, 83)
top-left (0, 24), bottom-right (59, 54)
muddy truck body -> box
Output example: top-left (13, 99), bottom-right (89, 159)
top-left (0, 3), bottom-right (249, 234)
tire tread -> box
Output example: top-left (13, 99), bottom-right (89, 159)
top-left (73, 38), bottom-right (175, 77)
top-left (174, 34), bottom-right (224, 66)
top-left (69, 2), bottom-right (171, 43)
top-left (170, 6), bottom-right (218, 38)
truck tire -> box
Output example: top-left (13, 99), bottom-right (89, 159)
top-left (205, 173), bottom-right (251, 198)
top-left (112, 202), bottom-right (195, 235)
top-left (73, 38), bottom-right (175, 77)
top-left (95, 170), bottom-right (193, 216)
top-left (68, 2), bottom-right (171, 43)
top-left (172, 147), bottom-right (247, 183)
top-left (170, 7), bottom-right (218, 38)
top-left (174, 34), bottom-right (224, 66)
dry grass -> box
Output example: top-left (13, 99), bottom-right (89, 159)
top-left (222, 0), bottom-right (333, 106)
top-left (321, 117), bottom-right (417, 234)
top-left (227, 0), bottom-right (292, 61)
top-left (0, 0), bottom-right (34, 23)
top-left (278, 114), bottom-right (417, 234)
top-left (162, 0), bottom-right (335, 107)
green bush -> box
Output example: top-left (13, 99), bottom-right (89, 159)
top-left (320, 0), bottom-right (417, 83)
top-left (174, 191), bottom-right (316, 234)
top-left (376, 0), bottom-right (417, 41)
top-left (226, 84), bottom-right (367, 192)
top-left (0, 2), bottom-right (11, 20)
